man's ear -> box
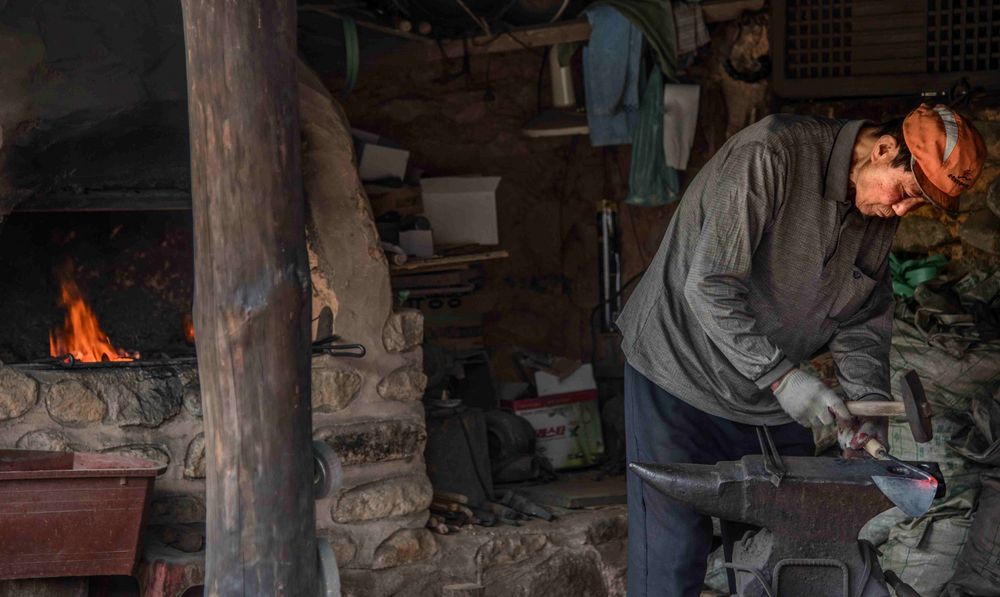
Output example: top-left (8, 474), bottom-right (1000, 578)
top-left (871, 134), bottom-right (900, 164)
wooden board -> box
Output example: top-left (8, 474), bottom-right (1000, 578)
top-left (390, 250), bottom-right (509, 273)
top-left (513, 475), bottom-right (626, 509)
top-left (391, 270), bottom-right (478, 289)
top-left (427, 20), bottom-right (591, 60)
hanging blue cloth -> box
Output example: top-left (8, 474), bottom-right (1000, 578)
top-left (626, 65), bottom-right (680, 206)
top-left (583, 5), bottom-right (643, 147)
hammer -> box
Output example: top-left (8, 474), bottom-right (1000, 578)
top-left (844, 370), bottom-right (942, 516)
top-left (844, 369), bottom-right (933, 444)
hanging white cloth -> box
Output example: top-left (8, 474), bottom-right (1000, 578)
top-left (662, 84), bottom-right (700, 170)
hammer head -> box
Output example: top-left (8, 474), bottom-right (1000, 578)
top-left (901, 369), bottom-right (933, 443)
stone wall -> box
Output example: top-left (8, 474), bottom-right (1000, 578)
top-left (338, 507), bottom-right (628, 597)
top-left (0, 325), bottom-right (429, 573)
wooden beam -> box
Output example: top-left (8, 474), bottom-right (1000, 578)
top-left (390, 250), bottom-right (509, 273)
top-left (179, 1), bottom-right (317, 594)
top-left (420, 1), bottom-right (759, 61)
top-left (313, 1), bottom-right (758, 65)
top-left (427, 20), bottom-right (591, 60)
top-left (702, 0), bottom-right (765, 22)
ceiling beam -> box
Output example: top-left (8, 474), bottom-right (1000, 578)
top-left (425, 19), bottom-right (591, 60)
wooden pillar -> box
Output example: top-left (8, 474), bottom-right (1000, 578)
top-left (180, 2), bottom-right (316, 595)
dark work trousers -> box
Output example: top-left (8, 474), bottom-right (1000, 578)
top-left (625, 362), bottom-right (815, 597)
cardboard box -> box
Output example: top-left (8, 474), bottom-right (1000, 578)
top-left (501, 364), bottom-right (604, 470)
top-left (398, 229), bottom-right (434, 257)
top-left (421, 177), bottom-right (500, 245)
top-left (353, 129), bottom-right (410, 182)
top-left (365, 184), bottom-right (423, 218)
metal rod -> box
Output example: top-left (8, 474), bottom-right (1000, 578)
top-left (8, 356), bottom-right (198, 370)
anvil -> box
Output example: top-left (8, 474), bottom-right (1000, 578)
top-left (631, 455), bottom-right (943, 597)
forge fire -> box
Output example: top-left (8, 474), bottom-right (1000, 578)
top-left (49, 261), bottom-right (140, 363)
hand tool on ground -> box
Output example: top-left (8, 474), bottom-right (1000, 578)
top-left (843, 369), bottom-right (933, 443)
top-left (630, 455), bottom-right (945, 597)
top-left (501, 490), bottom-right (554, 521)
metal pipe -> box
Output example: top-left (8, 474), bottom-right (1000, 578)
top-left (549, 47), bottom-right (575, 108)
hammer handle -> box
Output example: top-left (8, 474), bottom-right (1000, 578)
top-left (845, 401), bottom-right (905, 418)
top-left (863, 438), bottom-right (888, 459)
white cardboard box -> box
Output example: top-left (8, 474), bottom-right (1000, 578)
top-left (352, 129), bottom-right (410, 182)
top-left (420, 176), bottom-right (500, 245)
top-left (535, 364), bottom-right (597, 396)
top-left (500, 364), bottom-right (604, 470)
top-left (398, 229), bottom-right (434, 257)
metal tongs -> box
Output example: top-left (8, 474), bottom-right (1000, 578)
top-left (311, 337), bottom-right (366, 359)
top-left (757, 426), bottom-right (786, 488)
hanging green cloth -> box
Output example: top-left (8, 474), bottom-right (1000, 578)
top-left (341, 18), bottom-right (359, 97)
top-left (594, 0), bottom-right (678, 81)
top-left (626, 65), bottom-right (680, 206)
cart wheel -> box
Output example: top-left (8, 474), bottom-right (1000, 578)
top-left (312, 440), bottom-right (343, 500)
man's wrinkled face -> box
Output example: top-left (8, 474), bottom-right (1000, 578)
top-left (853, 136), bottom-right (927, 218)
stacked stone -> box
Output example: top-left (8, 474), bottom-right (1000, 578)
top-left (334, 507), bottom-right (629, 597)
top-left (312, 309), bottom-right (436, 572)
top-left (0, 313), bottom-right (436, 572)
top-left (297, 63), bottom-right (439, 581)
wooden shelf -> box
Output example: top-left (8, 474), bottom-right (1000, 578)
top-left (426, 20), bottom-right (591, 60)
top-left (305, 0), bottom-right (759, 66)
top-left (390, 250), bottom-right (509, 273)
top-left (422, 0), bottom-right (759, 60)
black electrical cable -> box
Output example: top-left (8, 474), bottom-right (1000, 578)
top-left (589, 269), bottom-right (646, 367)
top-left (536, 46), bottom-right (549, 113)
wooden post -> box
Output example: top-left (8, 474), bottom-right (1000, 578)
top-left (180, 2), bottom-right (316, 595)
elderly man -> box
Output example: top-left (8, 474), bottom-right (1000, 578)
top-left (616, 105), bottom-right (986, 597)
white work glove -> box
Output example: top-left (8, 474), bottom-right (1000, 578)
top-left (772, 368), bottom-right (851, 428)
top-left (837, 395), bottom-right (890, 457)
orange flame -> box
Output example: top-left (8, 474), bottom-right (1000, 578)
top-left (183, 313), bottom-right (195, 345)
top-left (49, 263), bottom-right (139, 363)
